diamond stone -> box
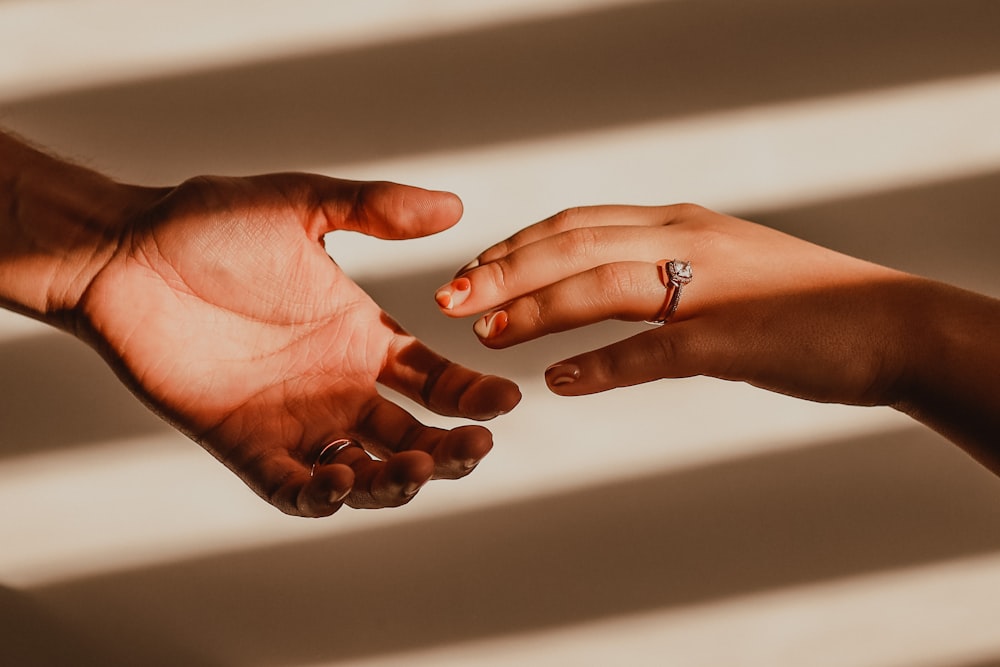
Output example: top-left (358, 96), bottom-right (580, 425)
top-left (669, 260), bottom-right (693, 284)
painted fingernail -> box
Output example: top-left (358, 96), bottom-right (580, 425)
top-left (546, 363), bottom-right (581, 387)
top-left (455, 258), bottom-right (480, 276)
top-left (474, 310), bottom-right (508, 339)
top-left (434, 277), bottom-right (472, 310)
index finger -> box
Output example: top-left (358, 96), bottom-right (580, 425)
top-left (460, 205), bottom-right (672, 272)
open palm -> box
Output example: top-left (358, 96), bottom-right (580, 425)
top-left (77, 174), bottom-right (520, 516)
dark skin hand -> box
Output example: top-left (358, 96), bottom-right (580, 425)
top-left (77, 175), bottom-right (521, 516)
top-left (0, 129), bottom-right (519, 517)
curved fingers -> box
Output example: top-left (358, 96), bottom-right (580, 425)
top-left (245, 450), bottom-right (355, 518)
top-left (335, 447), bottom-right (435, 510)
top-left (354, 394), bottom-right (495, 478)
top-left (379, 334), bottom-right (521, 420)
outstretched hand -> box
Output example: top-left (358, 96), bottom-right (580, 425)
top-left (76, 174), bottom-right (520, 516)
top-left (435, 202), bottom-right (1000, 470)
top-left (434, 204), bottom-right (929, 407)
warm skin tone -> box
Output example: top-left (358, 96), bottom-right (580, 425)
top-left (436, 204), bottom-right (1000, 473)
top-left (0, 131), bottom-right (520, 517)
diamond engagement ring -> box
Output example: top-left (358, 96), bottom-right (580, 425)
top-left (647, 259), bottom-right (693, 324)
top-left (310, 438), bottom-right (360, 477)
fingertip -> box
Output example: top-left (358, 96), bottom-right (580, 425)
top-left (544, 360), bottom-right (607, 396)
top-left (430, 424), bottom-right (494, 479)
top-left (434, 276), bottom-right (472, 313)
top-left (298, 463), bottom-right (354, 517)
top-left (451, 424), bottom-right (494, 464)
top-left (496, 377), bottom-right (523, 414)
top-left (338, 181), bottom-right (463, 239)
top-left (386, 450), bottom-right (436, 498)
top-left (458, 374), bottom-right (522, 420)
top-left (410, 186), bottom-right (463, 231)
top-left (391, 449), bottom-right (437, 479)
top-left (436, 189), bottom-right (464, 223)
top-left (545, 362), bottom-right (581, 390)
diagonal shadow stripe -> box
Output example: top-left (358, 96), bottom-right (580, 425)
top-left (24, 426), bottom-right (1000, 666)
top-left (0, 332), bottom-right (171, 457)
top-left (2, 0), bottom-right (999, 179)
top-left (0, 585), bottom-right (132, 667)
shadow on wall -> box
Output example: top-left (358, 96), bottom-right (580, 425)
top-left (0, 333), bottom-right (171, 458)
top-left (2, 0), bottom-right (999, 180)
top-left (1, 168), bottom-right (997, 458)
top-left (0, 586), bottom-right (136, 667)
top-left (23, 426), bottom-right (1000, 666)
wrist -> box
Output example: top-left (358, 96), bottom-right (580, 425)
top-left (0, 132), bottom-right (156, 332)
top-left (889, 279), bottom-right (1000, 460)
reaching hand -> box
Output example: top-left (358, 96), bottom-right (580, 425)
top-left (75, 174), bottom-right (520, 516)
top-left (435, 202), bottom-right (1000, 464)
top-left (434, 203), bottom-right (935, 407)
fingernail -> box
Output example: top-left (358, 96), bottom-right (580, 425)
top-left (474, 310), bottom-right (508, 339)
top-left (546, 363), bottom-right (581, 387)
top-left (455, 258), bottom-right (479, 277)
top-left (403, 481), bottom-right (422, 498)
top-left (434, 277), bottom-right (471, 310)
top-left (329, 487), bottom-right (350, 504)
top-left (462, 458), bottom-right (480, 471)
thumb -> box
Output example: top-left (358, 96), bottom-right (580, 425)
top-left (543, 322), bottom-right (733, 395)
top-left (314, 177), bottom-right (463, 240)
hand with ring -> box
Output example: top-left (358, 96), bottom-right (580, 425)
top-left (434, 204), bottom-right (1000, 464)
top-left (1, 128), bottom-right (522, 518)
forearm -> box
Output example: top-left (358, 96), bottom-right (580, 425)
top-left (891, 279), bottom-right (1000, 470)
top-left (0, 131), bottom-right (146, 331)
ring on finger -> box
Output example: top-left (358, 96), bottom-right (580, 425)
top-left (647, 259), bottom-right (693, 324)
top-left (311, 438), bottom-right (361, 477)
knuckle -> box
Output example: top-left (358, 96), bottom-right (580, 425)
top-left (522, 291), bottom-right (547, 329)
top-left (554, 226), bottom-right (603, 262)
top-left (671, 202), bottom-right (707, 218)
top-left (349, 181), bottom-right (376, 225)
top-left (549, 206), bottom-right (585, 231)
top-left (652, 332), bottom-right (680, 366)
top-left (592, 262), bottom-right (638, 305)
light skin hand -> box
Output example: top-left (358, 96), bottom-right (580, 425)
top-left (435, 204), bottom-right (1000, 469)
